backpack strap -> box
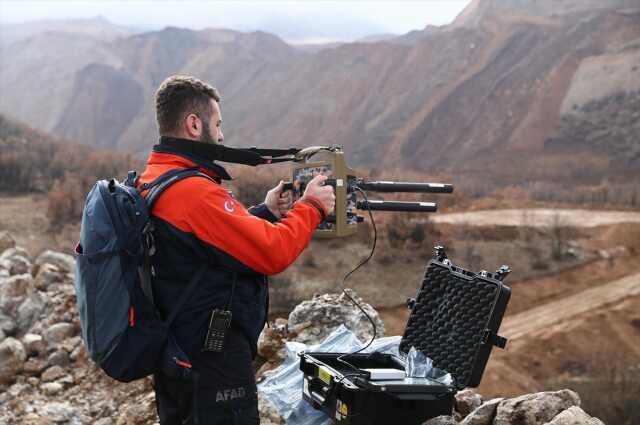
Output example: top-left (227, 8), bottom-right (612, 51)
top-left (138, 168), bottom-right (216, 307)
top-left (144, 168), bottom-right (215, 210)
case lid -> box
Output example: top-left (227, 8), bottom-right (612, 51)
top-left (399, 249), bottom-right (510, 390)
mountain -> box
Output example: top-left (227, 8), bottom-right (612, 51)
top-left (0, 1), bottom-right (638, 194)
top-left (0, 16), bottom-right (137, 47)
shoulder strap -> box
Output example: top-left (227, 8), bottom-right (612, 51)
top-left (138, 168), bottom-right (215, 307)
top-left (143, 168), bottom-right (215, 210)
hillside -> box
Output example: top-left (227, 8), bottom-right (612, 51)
top-left (0, 2), bottom-right (638, 196)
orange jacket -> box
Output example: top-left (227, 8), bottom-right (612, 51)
top-left (137, 137), bottom-right (324, 356)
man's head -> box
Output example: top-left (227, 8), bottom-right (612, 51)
top-left (155, 75), bottom-right (223, 144)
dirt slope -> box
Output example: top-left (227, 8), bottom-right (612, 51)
top-left (501, 272), bottom-right (640, 340)
top-left (431, 208), bottom-right (640, 227)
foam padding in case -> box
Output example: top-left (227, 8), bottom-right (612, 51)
top-left (400, 260), bottom-right (510, 389)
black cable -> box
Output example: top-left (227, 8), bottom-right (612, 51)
top-left (336, 186), bottom-right (378, 374)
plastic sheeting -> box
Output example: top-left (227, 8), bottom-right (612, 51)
top-left (405, 346), bottom-right (453, 385)
top-left (257, 325), bottom-right (401, 425)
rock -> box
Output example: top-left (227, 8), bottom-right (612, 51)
top-left (455, 388), bottom-right (483, 417)
top-left (0, 246), bottom-right (31, 262)
top-left (460, 398), bottom-right (503, 425)
top-left (23, 333), bottom-right (47, 356)
top-left (0, 231), bottom-right (16, 253)
top-left (43, 322), bottom-right (76, 345)
top-left (70, 344), bottom-right (87, 364)
top-left (494, 389), bottom-right (581, 425)
top-left (23, 358), bottom-right (47, 375)
top-left (0, 337), bottom-right (27, 384)
top-left (34, 264), bottom-right (64, 290)
top-left (17, 291), bottom-right (45, 333)
top-left (546, 406), bottom-right (605, 425)
top-left (288, 289), bottom-right (385, 345)
top-left (47, 349), bottom-right (70, 367)
top-left (95, 419), bottom-right (115, 425)
top-left (258, 392), bottom-right (285, 425)
top-left (42, 382), bottom-right (64, 396)
top-left (0, 273), bottom-right (33, 316)
top-left (0, 311), bottom-right (17, 336)
top-left (39, 402), bottom-right (77, 423)
top-left (35, 251), bottom-right (75, 274)
top-left (61, 335), bottom-right (81, 353)
top-left (57, 374), bottom-right (74, 386)
top-left (115, 392), bottom-right (156, 425)
top-left (422, 416), bottom-right (458, 425)
top-left (41, 365), bottom-right (66, 382)
top-left (258, 318), bottom-right (289, 359)
top-left (4, 255), bottom-right (31, 275)
top-left (257, 318), bottom-right (290, 378)
top-left (20, 413), bottom-right (55, 425)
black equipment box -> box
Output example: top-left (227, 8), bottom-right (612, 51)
top-left (299, 248), bottom-right (511, 425)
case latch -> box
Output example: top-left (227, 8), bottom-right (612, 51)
top-left (483, 329), bottom-right (508, 349)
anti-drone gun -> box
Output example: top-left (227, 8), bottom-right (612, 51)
top-left (171, 141), bottom-right (453, 238)
top-left (283, 146), bottom-right (453, 238)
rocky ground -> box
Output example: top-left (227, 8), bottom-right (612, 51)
top-left (0, 230), bottom-right (607, 424)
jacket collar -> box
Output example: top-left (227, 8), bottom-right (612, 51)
top-left (152, 136), bottom-right (232, 181)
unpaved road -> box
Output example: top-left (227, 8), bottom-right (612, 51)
top-left (431, 208), bottom-right (640, 228)
top-left (501, 272), bottom-right (640, 340)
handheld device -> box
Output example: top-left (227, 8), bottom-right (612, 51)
top-left (203, 309), bottom-right (232, 352)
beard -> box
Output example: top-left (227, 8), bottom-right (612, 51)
top-left (199, 120), bottom-right (217, 145)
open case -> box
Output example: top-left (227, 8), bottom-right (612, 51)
top-left (299, 247), bottom-right (511, 425)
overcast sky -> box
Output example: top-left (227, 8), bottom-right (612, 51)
top-left (0, 1), bottom-right (472, 44)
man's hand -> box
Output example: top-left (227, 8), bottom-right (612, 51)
top-left (265, 180), bottom-right (293, 220)
top-left (303, 175), bottom-right (335, 215)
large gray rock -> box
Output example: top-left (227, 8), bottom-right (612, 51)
top-left (0, 337), bottom-right (26, 384)
top-left (17, 292), bottom-right (45, 333)
top-left (288, 289), bottom-right (385, 345)
top-left (546, 406), bottom-right (605, 425)
top-left (43, 322), bottom-right (76, 345)
top-left (455, 388), bottom-right (483, 417)
top-left (422, 416), bottom-right (458, 425)
top-left (35, 250), bottom-right (75, 274)
top-left (0, 231), bottom-right (16, 253)
top-left (0, 273), bottom-right (33, 316)
top-left (34, 263), bottom-right (65, 290)
top-left (461, 398), bottom-right (503, 425)
top-left (494, 390), bottom-right (581, 425)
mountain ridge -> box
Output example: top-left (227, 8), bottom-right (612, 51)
top-left (0, 1), bottom-right (638, 194)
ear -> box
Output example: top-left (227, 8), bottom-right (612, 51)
top-left (184, 113), bottom-right (201, 139)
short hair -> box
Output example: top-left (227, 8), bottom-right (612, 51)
top-left (155, 75), bottom-right (221, 135)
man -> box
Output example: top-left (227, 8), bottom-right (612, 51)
top-left (137, 75), bottom-right (334, 424)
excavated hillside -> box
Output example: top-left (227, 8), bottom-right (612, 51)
top-left (0, 1), bottom-right (638, 189)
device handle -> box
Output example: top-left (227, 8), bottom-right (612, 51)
top-left (358, 181), bottom-right (453, 194)
top-left (356, 200), bottom-right (437, 212)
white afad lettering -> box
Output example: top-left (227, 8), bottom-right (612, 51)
top-left (224, 200), bottom-right (235, 213)
top-left (215, 386), bottom-right (247, 402)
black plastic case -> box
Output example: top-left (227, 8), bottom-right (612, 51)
top-left (299, 247), bottom-right (511, 425)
